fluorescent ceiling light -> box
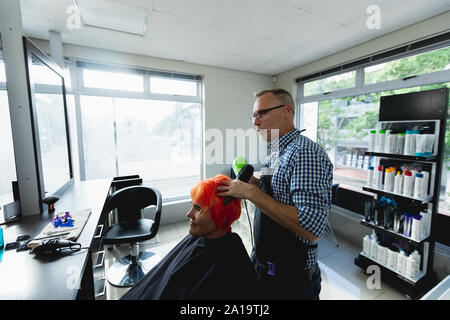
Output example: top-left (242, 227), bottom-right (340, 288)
top-left (73, 0), bottom-right (149, 36)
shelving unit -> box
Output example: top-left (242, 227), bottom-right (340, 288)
top-left (360, 219), bottom-right (430, 245)
top-left (364, 152), bottom-right (437, 163)
top-left (354, 88), bottom-right (448, 299)
top-left (361, 186), bottom-right (432, 205)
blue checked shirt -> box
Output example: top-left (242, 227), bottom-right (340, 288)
top-left (263, 129), bottom-right (333, 270)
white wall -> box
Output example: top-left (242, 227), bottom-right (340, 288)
top-left (274, 11), bottom-right (450, 104)
top-left (28, 38), bottom-right (273, 223)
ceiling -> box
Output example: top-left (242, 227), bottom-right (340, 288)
top-left (19, 0), bottom-right (450, 75)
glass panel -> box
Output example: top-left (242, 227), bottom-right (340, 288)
top-left (83, 69), bottom-right (143, 92)
top-left (364, 46), bottom-right (450, 85)
top-left (0, 59), bottom-right (5, 82)
top-left (150, 77), bottom-right (197, 96)
top-left (80, 95), bottom-right (116, 180)
top-left (66, 94), bottom-right (79, 181)
top-left (0, 90), bottom-right (17, 206)
top-left (29, 54), bottom-right (72, 195)
top-left (114, 98), bottom-right (201, 200)
top-left (304, 71), bottom-right (356, 97)
top-left (31, 63), bottom-right (61, 85)
top-left (304, 82), bottom-right (450, 197)
top-left (63, 68), bottom-right (71, 91)
top-left (315, 94), bottom-right (379, 190)
top-left (300, 102), bottom-right (318, 142)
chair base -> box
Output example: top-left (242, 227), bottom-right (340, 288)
top-left (107, 251), bottom-right (161, 287)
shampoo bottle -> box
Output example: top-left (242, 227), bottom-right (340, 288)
top-left (396, 250), bottom-right (407, 275)
top-left (363, 235), bottom-right (371, 256)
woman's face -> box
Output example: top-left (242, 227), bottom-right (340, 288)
top-left (186, 202), bottom-right (217, 238)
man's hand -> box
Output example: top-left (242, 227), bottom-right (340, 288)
top-left (248, 176), bottom-right (260, 187)
top-left (217, 179), bottom-right (257, 199)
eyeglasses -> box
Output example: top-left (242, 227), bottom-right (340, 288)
top-left (250, 104), bottom-right (285, 122)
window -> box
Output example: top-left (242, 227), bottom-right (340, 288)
top-left (0, 40), bottom-right (18, 207)
top-left (364, 46), bottom-right (450, 85)
top-left (76, 63), bottom-right (202, 200)
top-left (83, 69), bottom-right (144, 92)
top-left (150, 77), bottom-right (197, 96)
top-left (0, 84), bottom-right (18, 207)
top-left (298, 43), bottom-right (450, 216)
top-left (0, 57), bottom-right (5, 82)
top-left (304, 70), bottom-right (356, 97)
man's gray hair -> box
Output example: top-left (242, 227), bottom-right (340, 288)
top-left (255, 88), bottom-right (296, 115)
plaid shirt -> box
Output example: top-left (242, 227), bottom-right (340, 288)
top-left (263, 129), bottom-right (333, 270)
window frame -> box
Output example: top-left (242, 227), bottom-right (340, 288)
top-left (298, 40), bottom-right (450, 104)
top-left (66, 59), bottom-right (203, 202)
top-left (297, 40), bottom-right (450, 216)
top-left (23, 37), bottom-right (74, 200)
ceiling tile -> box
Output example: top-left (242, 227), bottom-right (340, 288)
top-left (214, 0), bottom-right (304, 42)
top-left (153, 0), bottom-right (235, 25)
top-left (148, 11), bottom-right (211, 47)
top-left (277, 0), bottom-right (375, 25)
top-left (20, 0), bottom-right (74, 21)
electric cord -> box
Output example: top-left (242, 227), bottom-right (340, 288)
top-left (30, 237), bottom-right (89, 255)
top-left (243, 199), bottom-right (254, 251)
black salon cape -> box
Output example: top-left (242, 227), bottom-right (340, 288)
top-left (120, 231), bottom-right (258, 300)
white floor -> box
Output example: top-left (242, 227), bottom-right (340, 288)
top-left (103, 220), bottom-right (408, 300)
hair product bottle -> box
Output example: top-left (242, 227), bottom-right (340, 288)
top-left (370, 233), bottom-right (378, 261)
top-left (367, 166), bottom-right (374, 186)
top-left (363, 235), bottom-right (371, 256)
top-left (405, 252), bottom-right (417, 279)
top-left (403, 171), bottom-right (414, 197)
top-left (387, 247), bottom-right (398, 270)
top-left (396, 250), bottom-right (407, 275)
top-left (393, 171), bottom-right (403, 194)
top-left (411, 250), bottom-right (421, 274)
top-left (411, 214), bottom-right (422, 241)
top-left (413, 173), bottom-right (424, 199)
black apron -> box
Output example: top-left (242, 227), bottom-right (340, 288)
top-left (251, 173), bottom-right (316, 300)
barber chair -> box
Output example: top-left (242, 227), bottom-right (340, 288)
top-left (323, 183), bottom-right (340, 247)
top-left (102, 185), bottom-right (162, 287)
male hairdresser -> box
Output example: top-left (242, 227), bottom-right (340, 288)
top-left (218, 88), bottom-right (333, 300)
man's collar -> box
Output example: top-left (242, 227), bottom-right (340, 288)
top-left (268, 128), bottom-right (300, 152)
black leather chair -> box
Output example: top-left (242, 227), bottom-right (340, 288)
top-left (102, 185), bottom-right (163, 287)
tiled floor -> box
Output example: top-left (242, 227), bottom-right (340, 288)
top-left (103, 220), bottom-right (408, 300)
